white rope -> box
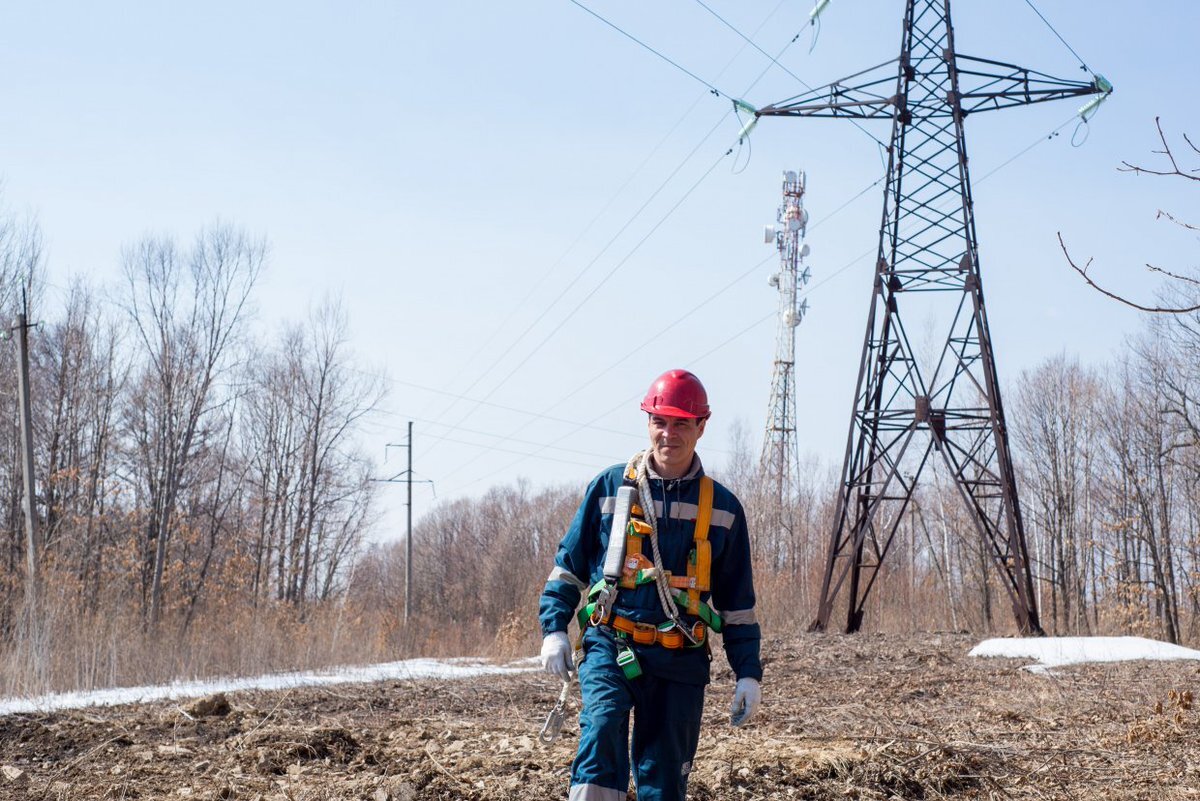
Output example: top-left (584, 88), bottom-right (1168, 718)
top-left (625, 450), bottom-right (688, 631)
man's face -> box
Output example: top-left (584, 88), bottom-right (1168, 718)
top-left (647, 414), bottom-right (706, 478)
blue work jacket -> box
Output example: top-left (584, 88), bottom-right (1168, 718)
top-left (539, 455), bottom-right (762, 686)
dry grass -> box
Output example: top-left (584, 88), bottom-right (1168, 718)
top-left (2, 632), bottom-right (1198, 800)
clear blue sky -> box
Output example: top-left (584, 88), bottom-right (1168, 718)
top-left (2, 1), bottom-right (1197, 539)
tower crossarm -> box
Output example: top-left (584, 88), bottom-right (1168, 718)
top-left (955, 55), bottom-right (1108, 115)
top-left (757, 58), bottom-right (1109, 121)
top-left (757, 60), bottom-right (901, 119)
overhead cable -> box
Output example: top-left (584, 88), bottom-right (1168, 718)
top-left (1021, 0), bottom-right (1091, 73)
top-left (692, 0), bottom-right (887, 150)
top-left (417, 113), bottom-right (732, 462)
top-left (446, 112), bottom-right (1088, 494)
top-left (422, 0), bottom-right (791, 429)
top-left (434, 139), bottom-right (739, 483)
top-left (566, 0), bottom-right (735, 101)
top-left (417, 2), bottom-right (797, 460)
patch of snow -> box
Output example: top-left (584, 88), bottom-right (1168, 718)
top-left (970, 636), bottom-right (1200, 674)
top-left (0, 656), bottom-right (538, 716)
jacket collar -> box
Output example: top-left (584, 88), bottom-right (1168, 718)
top-left (645, 452), bottom-right (704, 482)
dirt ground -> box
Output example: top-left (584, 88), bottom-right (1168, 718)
top-left (1, 632), bottom-right (1197, 800)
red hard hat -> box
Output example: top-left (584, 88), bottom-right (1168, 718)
top-left (640, 369), bottom-right (710, 419)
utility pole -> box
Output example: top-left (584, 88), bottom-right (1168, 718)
top-left (755, 0), bottom-right (1111, 634)
top-left (10, 295), bottom-right (46, 684)
top-left (405, 421), bottom-right (413, 624)
top-left (13, 307), bottom-right (39, 611)
top-left (377, 422), bottom-right (434, 625)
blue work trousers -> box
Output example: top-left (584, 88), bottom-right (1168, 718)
top-left (569, 631), bottom-right (705, 801)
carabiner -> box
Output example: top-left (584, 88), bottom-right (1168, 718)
top-left (538, 679), bottom-right (573, 745)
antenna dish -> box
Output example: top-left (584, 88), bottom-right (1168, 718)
top-left (800, 244), bottom-right (811, 258)
top-left (768, 273), bottom-right (780, 287)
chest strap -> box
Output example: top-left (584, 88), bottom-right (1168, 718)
top-left (619, 476), bottom-right (714, 605)
top-left (683, 476), bottom-right (714, 615)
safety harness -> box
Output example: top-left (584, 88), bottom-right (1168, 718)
top-left (539, 451), bottom-right (726, 743)
top-left (575, 451), bottom-right (724, 679)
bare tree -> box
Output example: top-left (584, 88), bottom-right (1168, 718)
top-left (1012, 355), bottom-right (1102, 634)
top-left (120, 224), bottom-right (264, 626)
top-left (239, 298), bottom-right (383, 610)
top-left (1100, 353), bottom-right (1184, 643)
top-left (33, 279), bottom-right (126, 610)
top-left (0, 207), bottom-right (45, 636)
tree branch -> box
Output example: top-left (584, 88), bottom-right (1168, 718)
top-left (1058, 233), bottom-right (1200, 313)
top-left (1118, 117), bottom-right (1200, 181)
top-left (1155, 209), bottom-right (1198, 232)
top-left (1146, 262), bottom-right (1200, 286)
top-left (1064, 119), bottom-right (1199, 313)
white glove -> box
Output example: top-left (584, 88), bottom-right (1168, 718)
top-left (539, 631), bottom-right (573, 681)
top-left (730, 677), bottom-right (761, 727)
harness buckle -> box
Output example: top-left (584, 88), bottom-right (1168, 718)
top-left (675, 619), bottom-right (701, 646)
top-left (589, 583), bottom-right (617, 626)
top-left (616, 645), bottom-right (642, 680)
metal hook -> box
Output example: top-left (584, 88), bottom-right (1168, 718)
top-left (538, 679), bottom-right (573, 745)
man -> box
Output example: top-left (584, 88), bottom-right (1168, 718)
top-left (538, 369), bottom-right (762, 801)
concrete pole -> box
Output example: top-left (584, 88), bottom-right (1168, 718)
top-left (16, 313), bottom-right (39, 606)
top-left (405, 421), bottom-right (413, 625)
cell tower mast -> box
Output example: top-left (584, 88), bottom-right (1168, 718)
top-left (755, 0), bottom-right (1111, 634)
top-left (760, 170), bottom-right (811, 525)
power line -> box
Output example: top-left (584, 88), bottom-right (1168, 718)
top-left (424, 251), bottom-right (780, 484)
top-left (565, 0), bottom-right (735, 100)
top-left (419, 74), bottom-right (749, 426)
top-left (456, 394), bottom-right (642, 492)
top-left (443, 112), bottom-right (1087, 495)
top-left (419, 4), bottom-right (816, 454)
top-left (377, 377), bottom-right (643, 439)
top-left (691, 0), bottom-right (888, 151)
top-left (457, 309), bottom-right (778, 493)
top-left (401, 432), bottom-right (603, 470)
top-left (418, 3), bottom-right (798, 446)
top-left (364, 414), bottom-right (637, 461)
top-left (973, 111), bottom-right (1080, 181)
top-left (428, 168), bottom-right (894, 485)
top-left (433, 140), bottom-right (739, 483)
top-left (438, 175), bottom-right (892, 488)
top-left (693, 0), bottom-right (803, 84)
top-left (1021, 0), bottom-right (1091, 73)
top-left (417, 113), bottom-right (733, 461)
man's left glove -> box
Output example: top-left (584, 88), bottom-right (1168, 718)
top-left (539, 631), bottom-right (573, 681)
top-left (729, 677), bottom-right (761, 727)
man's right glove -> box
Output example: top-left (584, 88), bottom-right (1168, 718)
top-left (730, 677), bottom-right (761, 727)
top-left (539, 631), bottom-right (573, 681)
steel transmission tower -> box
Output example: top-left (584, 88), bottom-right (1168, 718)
top-left (760, 170), bottom-right (812, 537)
top-left (756, 0), bottom-right (1110, 634)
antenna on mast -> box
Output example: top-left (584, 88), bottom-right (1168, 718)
top-left (759, 170), bottom-right (812, 554)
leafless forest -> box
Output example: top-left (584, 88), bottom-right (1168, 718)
top-left (0, 164), bottom-right (1198, 703)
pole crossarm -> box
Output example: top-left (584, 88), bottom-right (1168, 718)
top-left (758, 60), bottom-right (902, 119)
top-left (955, 56), bottom-right (1106, 114)
top-left (757, 57), bottom-right (1106, 121)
